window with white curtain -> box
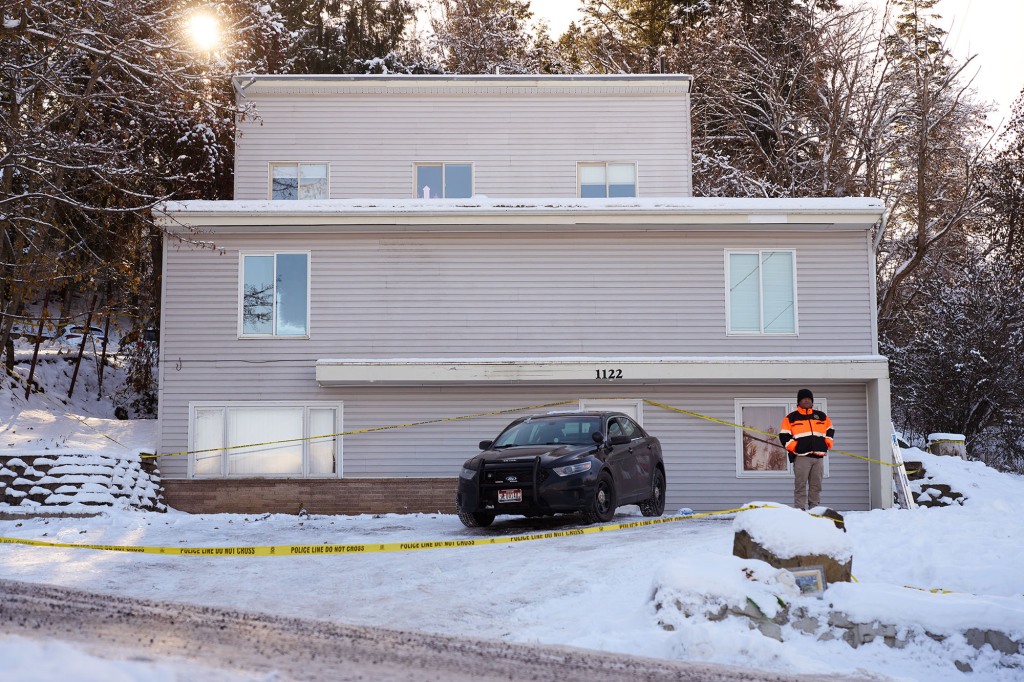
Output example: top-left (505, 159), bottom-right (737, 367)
top-left (726, 250), bottom-right (797, 334)
top-left (240, 252), bottom-right (309, 337)
top-left (190, 403), bottom-right (341, 477)
top-left (578, 162), bottom-right (637, 198)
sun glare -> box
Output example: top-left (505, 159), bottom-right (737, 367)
top-left (187, 12), bottom-right (220, 51)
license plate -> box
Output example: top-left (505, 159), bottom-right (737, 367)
top-left (498, 489), bottom-right (522, 503)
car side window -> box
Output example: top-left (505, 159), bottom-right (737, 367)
top-left (607, 419), bottom-right (623, 438)
top-left (610, 417), bottom-right (640, 440)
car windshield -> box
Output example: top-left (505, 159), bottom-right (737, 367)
top-left (492, 416), bottom-right (601, 448)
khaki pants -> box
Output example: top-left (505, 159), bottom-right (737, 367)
top-left (793, 455), bottom-right (824, 510)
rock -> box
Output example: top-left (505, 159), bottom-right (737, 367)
top-left (733, 529), bottom-right (852, 584)
top-left (904, 461), bottom-right (926, 481)
top-left (965, 628), bottom-right (1022, 655)
top-left (757, 621), bottom-right (783, 641)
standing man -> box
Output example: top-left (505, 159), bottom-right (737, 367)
top-left (779, 389), bottom-right (834, 510)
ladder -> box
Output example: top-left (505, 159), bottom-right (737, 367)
top-left (890, 432), bottom-right (918, 510)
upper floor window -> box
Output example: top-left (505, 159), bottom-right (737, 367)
top-left (726, 250), bottom-right (797, 334)
top-left (241, 252), bottom-right (309, 337)
top-left (415, 163), bottom-right (473, 199)
top-left (579, 162), bottom-right (636, 198)
top-left (270, 163), bottom-right (328, 200)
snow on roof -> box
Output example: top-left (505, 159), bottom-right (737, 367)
top-left (158, 197), bottom-right (883, 217)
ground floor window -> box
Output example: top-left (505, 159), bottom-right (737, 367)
top-left (734, 398), bottom-right (829, 478)
top-left (190, 402), bottom-right (341, 478)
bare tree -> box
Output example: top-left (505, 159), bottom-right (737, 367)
top-left (871, 0), bottom-right (991, 326)
top-left (0, 0), bottom-right (289, 374)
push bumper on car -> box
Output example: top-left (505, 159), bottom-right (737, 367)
top-left (457, 457), bottom-right (598, 516)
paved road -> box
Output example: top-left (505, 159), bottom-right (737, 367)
top-left (0, 579), bottom-right (871, 681)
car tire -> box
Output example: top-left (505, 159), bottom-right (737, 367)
top-left (582, 471), bottom-right (616, 524)
top-left (638, 468), bottom-right (666, 517)
top-left (456, 496), bottom-right (495, 528)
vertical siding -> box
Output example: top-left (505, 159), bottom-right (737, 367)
top-left (233, 91), bottom-right (692, 200)
top-left (159, 225), bottom-right (876, 502)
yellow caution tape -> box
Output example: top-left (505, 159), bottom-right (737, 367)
top-left (145, 399), bottom-right (580, 460)
top-left (0, 505), bottom-right (766, 557)
top-left (642, 399), bottom-right (907, 469)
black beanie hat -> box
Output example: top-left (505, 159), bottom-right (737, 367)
top-left (797, 389), bottom-right (814, 402)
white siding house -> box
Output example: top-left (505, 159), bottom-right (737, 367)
top-left (154, 75), bottom-right (891, 515)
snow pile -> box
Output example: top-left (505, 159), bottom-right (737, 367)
top-left (733, 503), bottom-right (852, 561)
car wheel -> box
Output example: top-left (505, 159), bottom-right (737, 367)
top-left (582, 472), bottom-right (616, 524)
top-left (456, 496), bottom-right (495, 528)
top-left (639, 468), bottom-right (666, 517)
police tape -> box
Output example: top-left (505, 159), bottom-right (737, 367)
top-left (143, 399), bottom-right (581, 460)
top-left (0, 505), bottom-right (768, 557)
top-left (642, 399), bottom-right (909, 470)
top-left (146, 397), bottom-right (904, 472)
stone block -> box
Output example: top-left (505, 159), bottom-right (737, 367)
top-left (965, 628), bottom-right (1022, 655)
top-left (792, 617), bottom-right (820, 635)
top-left (758, 621), bottom-right (783, 641)
top-left (733, 529), bottom-right (852, 583)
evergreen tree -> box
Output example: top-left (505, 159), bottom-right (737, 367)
top-left (428, 0), bottom-right (562, 74)
top-left (273, 0), bottom-right (416, 74)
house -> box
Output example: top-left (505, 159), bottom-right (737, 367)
top-left (153, 75), bottom-right (891, 515)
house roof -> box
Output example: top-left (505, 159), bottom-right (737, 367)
top-left (232, 73), bottom-right (693, 97)
top-left (155, 198), bottom-right (884, 233)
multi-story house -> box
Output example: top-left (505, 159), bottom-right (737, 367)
top-left (154, 75), bottom-right (892, 514)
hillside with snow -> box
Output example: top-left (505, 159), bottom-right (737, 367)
top-left (1, 342), bottom-right (1023, 681)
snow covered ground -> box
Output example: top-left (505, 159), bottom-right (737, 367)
top-left (2, 347), bottom-right (1023, 681)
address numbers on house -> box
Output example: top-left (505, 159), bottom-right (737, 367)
top-left (595, 368), bottom-right (624, 380)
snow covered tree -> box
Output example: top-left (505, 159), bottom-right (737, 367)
top-left (982, 89), bottom-right (1024, 269)
top-left (871, 0), bottom-right (990, 328)
top-left (427, 0), bottom-right (562, 74)
top-left (0, 0), bottom-right (289, 381)
top-left (273, 0), bottom-right (417, 74)
top-left (883, 248), bottom-right (1024, 469)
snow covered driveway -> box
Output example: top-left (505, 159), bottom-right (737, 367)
top-left (0, 578), bottom-right (859, 682)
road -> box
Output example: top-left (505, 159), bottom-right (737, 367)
top-left (0, 579), bottom-right (871, 681)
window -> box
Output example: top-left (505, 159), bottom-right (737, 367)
top-left (726, 250), bottom-right (797, 334)
top-left (578, 162), bottom-right (636, 198)
top-left (240, 252), bottom-right (309, 337)
top-left (734, 398), bottom-right (828, 478)
top-left (609, 416), bottom-right (643, 440)
top-left (191, 403), bottom-right (341, 477)
top-left (270, 163), bottom-right (328, 200)
top-left (415, 163), bottom-right (473, 198)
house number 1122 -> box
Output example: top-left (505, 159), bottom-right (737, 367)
top-left (595, 369), bottom-right (623, 380)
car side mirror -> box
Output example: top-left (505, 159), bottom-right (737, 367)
top-left (592, 432), bottom-right (605, 444)
top-left (479, 440), bottom-right (493, 451)
top-left (609, 435), bottom-right (631, 446)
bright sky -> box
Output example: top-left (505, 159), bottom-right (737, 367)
top-left (531, 0), bottom-right (1023, 130)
